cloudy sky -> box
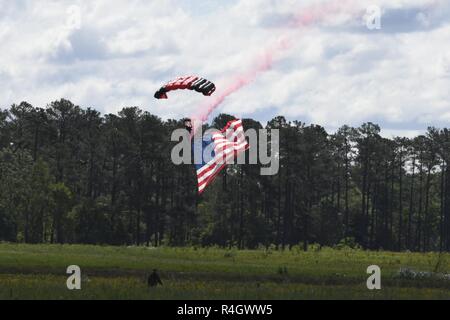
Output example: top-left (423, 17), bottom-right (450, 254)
top-left (1, 0), bottom-right (450, 137)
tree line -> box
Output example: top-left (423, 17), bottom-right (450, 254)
top-left (0, 99), bottom-right (449, 252)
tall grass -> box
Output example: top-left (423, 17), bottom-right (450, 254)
top-left (0, 244), bottom-right (448, 300)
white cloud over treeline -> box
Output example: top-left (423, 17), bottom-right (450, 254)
top-left (0, 0), bottom-right (449, 137)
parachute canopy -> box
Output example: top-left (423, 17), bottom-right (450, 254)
top-left (154, 76), bottom-right (216, 99)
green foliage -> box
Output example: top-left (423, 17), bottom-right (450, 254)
top-left (1, 100), bottom-right (450, 253)
top-left (335, 237), bottom-right (362, 250)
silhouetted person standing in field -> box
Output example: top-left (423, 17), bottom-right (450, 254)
top-left (148, 269), bottom-right (163, 287)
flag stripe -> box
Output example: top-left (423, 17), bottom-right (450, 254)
top-left (197, 142), bottom-right (249, 183)
top-left (196, 139), bottom-right (248, 176)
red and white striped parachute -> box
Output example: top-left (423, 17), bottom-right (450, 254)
top-left (154, 76), bottom-right (216, 99)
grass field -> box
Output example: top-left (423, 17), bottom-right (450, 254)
top-left (0, 243), bottom-right (449, 300)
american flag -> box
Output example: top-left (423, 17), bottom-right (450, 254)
top-left (194, 119), bottom-right (249, 194)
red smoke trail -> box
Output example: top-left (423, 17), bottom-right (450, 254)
top-left (192, 0), bottom-right (358, 127)
top-left (194, 37), bottom-right (291, 122)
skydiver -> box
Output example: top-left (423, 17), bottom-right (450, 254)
top-left (184, 118), bottom-right (193, 134)
top-left (148, 269), bottom-right (163, 287)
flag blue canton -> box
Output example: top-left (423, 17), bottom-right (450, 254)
top-left (193, 134), bottom-right (216, 172)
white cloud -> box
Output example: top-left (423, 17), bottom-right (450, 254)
top-left (0, 0), bottom-right (449, 137)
